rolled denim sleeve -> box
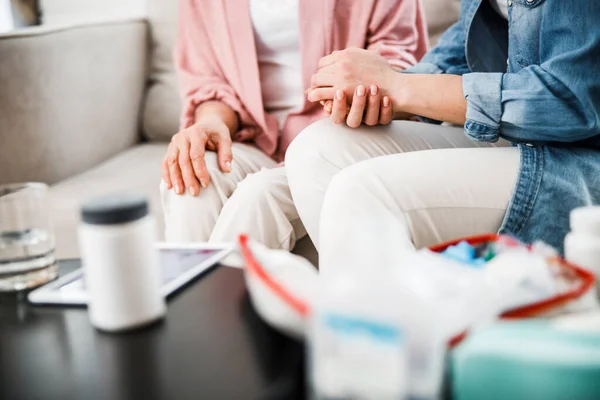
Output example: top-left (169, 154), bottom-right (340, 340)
top-left (461, 1), bottom-right (600, 144)
top-left (462, 72), bottom-right (503, 142)
top-left (463, 62), bottom-right (600, 144)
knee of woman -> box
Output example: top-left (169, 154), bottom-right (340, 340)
top-left (285, 118), bottom-right (348, 169)
top-left (322, 164), bottom-right (401, 242)
top-left (325, 166), bottom-right (365, 206)
top-left (161, 181), bottom-right (195, 217)
top-left (160, 174), bottom-right (221, 217)
top-left (231, 170), bottom-right (279, 207)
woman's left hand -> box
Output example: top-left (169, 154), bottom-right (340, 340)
top-left (307, 47), bottom-right (397, 104)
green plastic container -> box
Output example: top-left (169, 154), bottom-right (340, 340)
top-left (452, 320), bottom-right (600, 400)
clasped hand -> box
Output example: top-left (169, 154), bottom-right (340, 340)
top-left (306, 47), bottom-right (399, 127)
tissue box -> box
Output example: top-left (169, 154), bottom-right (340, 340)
top-left (452, 321), bottom-right (600, 400)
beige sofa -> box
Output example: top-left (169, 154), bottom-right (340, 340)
top-left (0, 0), bottom-right (460, 260)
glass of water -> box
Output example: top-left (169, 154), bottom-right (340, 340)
top-left (0, 183), bottom-right (58, 291)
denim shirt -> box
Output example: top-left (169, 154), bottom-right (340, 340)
top-left (406, 0), bottom-right (600, 253)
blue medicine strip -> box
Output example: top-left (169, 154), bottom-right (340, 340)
top-left (441, 241), bottom-right (487, 267)
top-left (323, 314), bottom-right (402, 343)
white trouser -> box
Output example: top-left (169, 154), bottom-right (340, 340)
top-left (284, 119), bottom-right (520, 271)
top-left (160, 143), bottom-right (306, 251)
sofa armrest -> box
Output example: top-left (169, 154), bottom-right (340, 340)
top-left (0, 20), bottom-right (148, 185)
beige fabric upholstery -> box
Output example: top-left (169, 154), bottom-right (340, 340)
top-left (423, 0), bottom-right (462, 45)
top-left (48, 143), bottom-right (167, 259)
top-left (141, 0), bottom-right (180, 142)
top-left (140, 0), bottom-right (461, 143)
top-left (0, 20), bottom-right (148, 184)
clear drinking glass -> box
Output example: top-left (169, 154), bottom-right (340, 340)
top-left (0, 183), bottom-right (58, 291)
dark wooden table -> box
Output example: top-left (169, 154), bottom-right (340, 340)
top-left (0, 260), bottom-right (305, 400)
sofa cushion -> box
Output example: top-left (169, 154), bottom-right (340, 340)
top-left (49, 143), bottom-right (167, 259)
top-left (141, 0), bottom-right (461, 143)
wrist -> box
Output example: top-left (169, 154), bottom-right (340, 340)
top-left (389, 73), bottom-right (411, 115)
top-left (194, 102), bottom-right (235, 134)
top-left (196, 113), bottom-right (227, 128)
top-left (197, 115), bottom-right (233, 138)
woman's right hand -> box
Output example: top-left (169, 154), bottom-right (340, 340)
top-left (161, 117), bottom-right (233, 196)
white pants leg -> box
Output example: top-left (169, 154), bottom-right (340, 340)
top-left (210, 166), bottom-right (306, 250)
top-left (161, 143), bottom-right (276, 242)
top-left (161, 143), bottom-right (304, 251)
top-left (285, 119), bottom-right (512, 249)
top-left (318, 146), bottom-right (520, 274)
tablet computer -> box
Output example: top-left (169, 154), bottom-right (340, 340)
top-left (28, 243), bottom-right (233, 306)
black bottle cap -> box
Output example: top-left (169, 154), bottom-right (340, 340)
top-left (81, 195), bottom-right (149, 225)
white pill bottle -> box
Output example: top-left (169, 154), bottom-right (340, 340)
top-left (565, 206), bottom-right (600, 298)
top-left (78, 195), bottom-right (166, 332)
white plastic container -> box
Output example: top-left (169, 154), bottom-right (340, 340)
top-left (310, 271), bottom-right (410, 400)
top-left (78, 195), bottom-right (166, 332)
top-left (565, 206), bottom-right (600, 298)
top-left (310, 218), bottom-right (445, 400)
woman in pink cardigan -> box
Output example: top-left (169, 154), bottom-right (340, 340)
top-left (160, 0), bottom-right (427, 252)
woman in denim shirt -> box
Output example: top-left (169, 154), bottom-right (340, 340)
top-left (285, 0), bottom-right (600, 268)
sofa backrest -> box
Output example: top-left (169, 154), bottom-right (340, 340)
top-left (142, 0), bottom-right (180, 142)
top-left (141, 0), bottom-right (461, 142)
top-left (424, 0), bottom-right (461, 44)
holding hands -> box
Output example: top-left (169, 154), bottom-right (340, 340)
top-left (306, 47), bottom-right (408, 127)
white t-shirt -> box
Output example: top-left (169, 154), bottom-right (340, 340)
top-left (250, 0), bottom-right (304, 131)
top-left (490, 0), bottom-right (509, 19)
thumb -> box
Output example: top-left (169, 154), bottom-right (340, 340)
top-left (216, 130), bottom-right (233, 173)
